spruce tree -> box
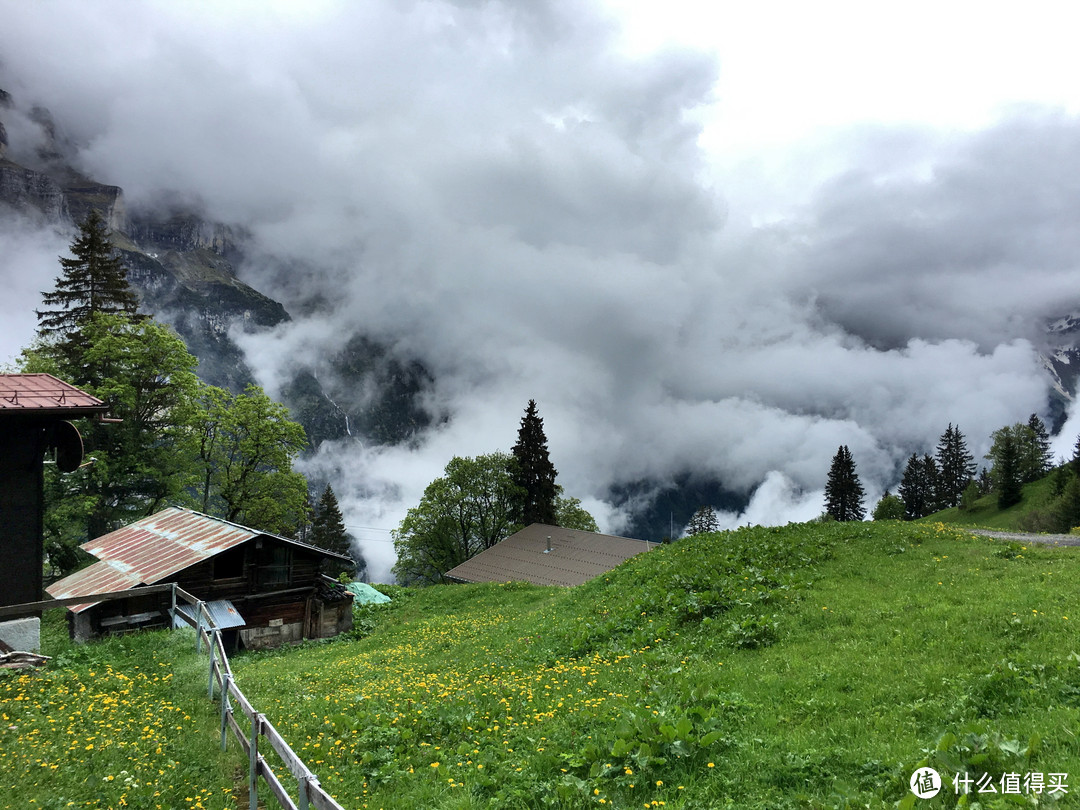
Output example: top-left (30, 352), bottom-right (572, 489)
top-left (996, 431), bottom-right (1023, 509)
top-left (686, 505), bottom-right (720, 536)
top-left (899, 453), bottom-right (940, 520)
top-left (824, 445), bottom-right (866, 522)
top-left (36, 209), bottom-right (140, 376)
top-left (1026, 414), bottom-right (1053, 481)
top-left (310, 484), bottom-right (357, 577)
top-left (511, 399), bottom-right (558, 526)
top-left (935, 424), bottom-right (975, 508)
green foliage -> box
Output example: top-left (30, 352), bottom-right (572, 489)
top-left (872, 491), bottom-right (905, 521)
top-left (392, 452), bottom-right (524, 585)
top-left (511, 399), bottom-right (558, 526)
top-left (935, 423), bottom-right (976, 508)
top-left (554, 491), bottom-right (599, 532)
top-left (309, 484), bottom-right (360, 578)
top-left (35, 209), bottom-right (141, 372)
top-left (900, 453), bottom-right (940, 519)
top-left (824, 445), bottom-right (866, 521)
top-left (2, 615), bottom-right (243, 807)
top-left (190, 383), bottom-right (309, 536)
top-left (686, 505), bottom-right (721, 535)
top-left (22, 313), bottom-right (203, 564)
top-left (221, 521), bottom-right (1080, 809)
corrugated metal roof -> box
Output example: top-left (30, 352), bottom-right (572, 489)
top-left (174, 599), bottom-right (246, 630)
top-left (444, 524), bottom-right (654, 587)
top-left (0, 373), bottom-right (108, 417)
top-left (47, 506), bottom-right (354, 611)
top-left (46, 559), bottom-right (144, 613)
top-left (80, 507), bottom-right (257, 585)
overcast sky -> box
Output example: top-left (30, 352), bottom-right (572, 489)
top-left (3, 0), bottom-right (1080, 579)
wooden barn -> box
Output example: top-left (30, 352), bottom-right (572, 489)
top-left (47, 507), bottom-right (354, 650)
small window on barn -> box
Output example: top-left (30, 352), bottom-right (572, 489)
top-left (214, 545), bottom-right (247, 580)
top-left (257, 544), bottom-right (292, 587)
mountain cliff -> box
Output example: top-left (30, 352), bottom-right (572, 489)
top-left (0, 89), bottom-right (434, 449)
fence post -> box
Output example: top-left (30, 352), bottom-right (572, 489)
top-left (249, 712), bottom-right (262, 810)
top-left (208, 631), bottom-right (217, 700)
top-left (170, 583), bottom-right (177, 628)
top-left (298, 774), bottom-right (314, 810)
top-left (220, 674), bottom-right (231, 752)
top-left (195, 601), bottom-right (204, 653)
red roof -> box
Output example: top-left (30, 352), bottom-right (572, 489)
top-left (0, 373), bottom-right (107, 417)
top-left (47, 506), bottom-right (353, 612)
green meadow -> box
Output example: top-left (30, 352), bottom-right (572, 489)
top-left (5, 520), bottom-right (1080, 808)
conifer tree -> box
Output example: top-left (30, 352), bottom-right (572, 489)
top-left (899, 453), bottom-right (940, 520)
top-left (511, 399), bottom-right (558, 526)
top-left (686, 505), bottom-right (720, 536)
top-left (935, 424), bottom-right (975, 508)
top-left (1026, 414), bottom-right (1053, 481)
top-left (310, 484), bottom-right (352, 557)
top-left (824, 445), bottom-right (865, 522)
top-left (995, 431), bottom-right (1023, 509)
top-left (36, 209), bottom-right (140, 376)
top-left (310, 484), bottom-right (359, 577)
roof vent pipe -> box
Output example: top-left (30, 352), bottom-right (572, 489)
top-left (545, 535), bottom-right (552, 553)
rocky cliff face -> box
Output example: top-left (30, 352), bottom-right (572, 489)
top-left (0, 89), bottom-right (435, 449)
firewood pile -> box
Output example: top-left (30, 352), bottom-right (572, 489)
top-left (0, 651), bottom-right (50, 669)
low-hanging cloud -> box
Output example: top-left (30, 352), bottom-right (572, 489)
top-left (1, 0), bottom-right (1076, 580)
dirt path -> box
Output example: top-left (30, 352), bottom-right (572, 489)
top-left (970, 529), bottom-right (1080, 547)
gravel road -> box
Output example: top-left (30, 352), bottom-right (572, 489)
top-left (969, 529), bottom-right (1080, 547)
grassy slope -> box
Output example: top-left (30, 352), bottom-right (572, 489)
top-left (0, 614), bottom-right (245, 810)
top-left (229, 522), bottom-right (1080, 809)
top-left (932, 476), bottom-right (1060, 531)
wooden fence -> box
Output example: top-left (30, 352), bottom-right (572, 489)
top-left (2, 584), bottom-right (347, 810)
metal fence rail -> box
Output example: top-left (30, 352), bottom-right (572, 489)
top-left (172, 586), bottom-right (346, 810)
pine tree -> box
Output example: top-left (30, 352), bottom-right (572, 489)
top-left (310, 484), bottom-right (357, 577)
top-left (824, 445), bottom-right (866, 522)
top-left (996, 431), bottom-right (1023, 509)
top-left (511, 399), bottom-right (558, 526)
top-left (686, 505), bottom-right (720, 536)
top-left (1026, 414), bottom-right (1053, 481)
top-left (899, 453), bottom-right (940, 520)
top-left (935, 424), bottom-right (975, 508)
top-left (36, 209), bottom-right (140, 376)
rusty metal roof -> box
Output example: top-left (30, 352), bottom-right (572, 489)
top-left (0, 373), bottom-right (108, 417)
top-left (46, 559), bottom-right (143, 613)
top-left (444, 523), bottom-right (654, 587)
top-left (47, 506), bottom-right (353, 612)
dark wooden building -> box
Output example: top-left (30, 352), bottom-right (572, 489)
top-left (0, 374), bottom-right (108, 651)
top-left (47, 507), bottom-right (354, 649)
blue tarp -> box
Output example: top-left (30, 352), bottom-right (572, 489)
top-left (345, 582), bottom-right (390, 604)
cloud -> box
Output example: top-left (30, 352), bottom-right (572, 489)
top-left (1, 0), bottom-right (1076, 580)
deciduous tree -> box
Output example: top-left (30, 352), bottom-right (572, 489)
top-left (192, 384), bottom-right (309, 536)
top-left (392, 452), bottom-right (523, 586)
top-left (22, 313), bottom-right (202, 569)
top-left (555, 491), bottom-right (600, 532)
